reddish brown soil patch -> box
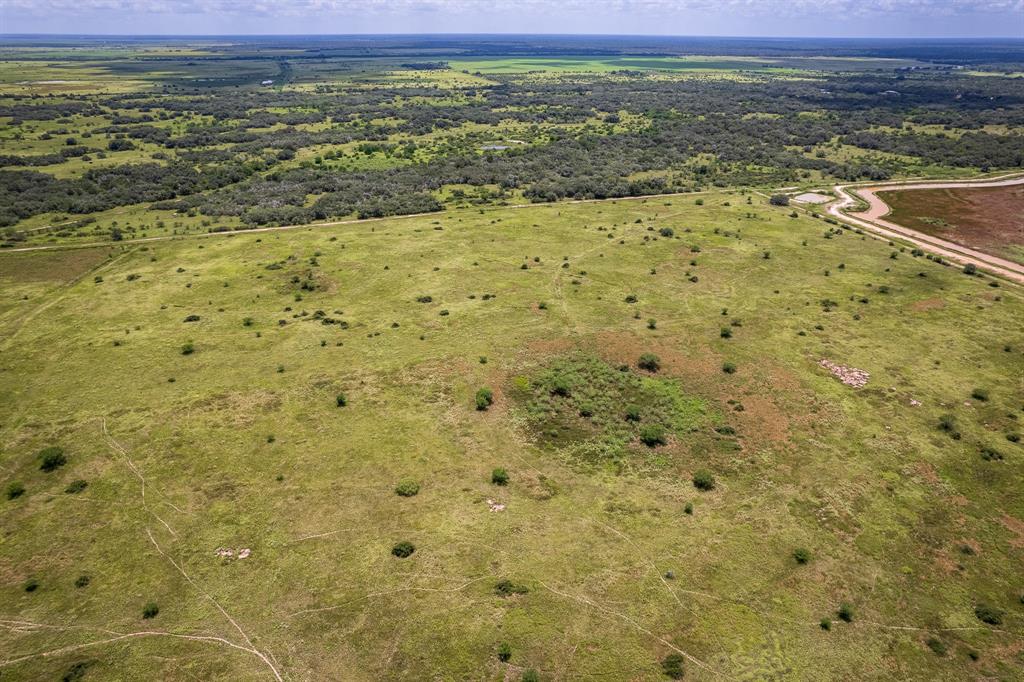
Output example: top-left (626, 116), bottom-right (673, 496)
top-left (999, 513), bottom-right (1024, 549)
top-left (878, 184), bottom-right (1024, 264)
top-left (909, 298), bottom-right (945, 313)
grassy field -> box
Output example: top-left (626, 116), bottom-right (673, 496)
top-left (2, 191), bottom-right (1022, 680)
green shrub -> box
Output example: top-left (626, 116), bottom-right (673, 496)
top-left (550, 376), bottom-right (571, 396)
top-left (476, 387), bottom-right (494, 411)
top-left (491, 468), bottom-right (509, 486)
top-left (974, 602), bottom-right (1003, 625)
top-left (692, 469), bottom-right (715, 491)
top-left (819, 618), bottom-right (831, 631)
top-left (578, 402), bottom-right (595, 418)
top-left (624, 405), bottom-right (641, 422)
top-left (722, 361), bottom-right (737, 374)
top-left (494, 579), bottom-right (529, 596)
top-left (497, 642), bottom-right (512, 662)
top-left (963, 263), bottom-right (977, 276)
top-left (793, 547), bottom-right (811, 564)
top-left (637, 352), bottom-right (661, 372)
top-left (391, 541), bottom-right (416, 558)
top-left (661, 653), bottom-right (685, 679)
top-left (336, 393), bottom-right (347, 407)
top-left (769, 194), bottom-right (790, 206)
top-left (970, 388), bottom-right (989, 402)
top-left (142, 602), bottom-right (159, 619)
top-left (395, 479), bottom-right (420, 497)
top-left (74, 575), bottom-right (90, 588)
top-left (39, 446), bottom-right (67, 472)
top-left (837, 602), bottom-right (854, 622)
top-left (521, 670), bottom-right (540, 682)
top-left (647, 318), bottom-right (657, 330)
top-left (720, 327), bottom-right (732, 339)
top-left (64, 479), bottom-right (88, 494)
top-left (624, 294), bottom-right (638, 303)
top-left (6, 481), bottom-right (25, 500)
top-left (938, 413), bottom-right (957, 432)
top-left (683, 502), bottom-right (693, 515)
top-left (659, 227), bottom-right (674, 237)
top-left (926, 636), bottom-right (947, 656)
top-left (24, 577), bottom-right (39, 592)
top-left (180, 341), bottom-right (195, 355)
top-left (980, 447), bottom-right (1003, 461)
top-left (639, 424), bottom-right (666, 447)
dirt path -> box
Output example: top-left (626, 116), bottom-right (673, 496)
top-left (829, 175), bottom-right (1024, 284)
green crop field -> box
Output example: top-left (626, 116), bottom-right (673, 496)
top-left (2, 190), bottom-right (1022, 680)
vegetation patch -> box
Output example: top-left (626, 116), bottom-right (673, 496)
top-left (510, 353), bottom-right (708, 462)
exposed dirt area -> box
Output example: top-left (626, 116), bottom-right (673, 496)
top-left (0, 245), bottom-right (112, 283)
top-left (909, 298), bottom-right (945, 312)
top-left (877, 184), bottom-right (1024, 264)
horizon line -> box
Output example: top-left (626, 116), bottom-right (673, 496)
top-left (2, 32), bottom-right (1024, 41)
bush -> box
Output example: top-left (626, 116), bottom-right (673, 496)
top-left (491, 468), bottom-right (509, 486)
top-left (639, 424), bottom-right (666, 447)
top-left (624, 405), bottom-right (642, 422)
top-left (963, 263), bottom-right (977, 276)
top-left (39, 446), bottom-right (67, 472)
top-left (683, 502), bottom-right (693, 515)
top-left (938, 413), bottom-right (957, 432)
top-left (980, 447), bottom-right (1003, 462)
top-left (722, 361), bottom-right (737, 374)
top-left (692, 469), bottom-right (715, 491)
top-left (6, 481), bottom-right (25, 500)
top-left (720, 327), bottom-right (732, 339)
top-left (180, 341), bottom-right (195, 355)
top-left (497, 642), bottom-right (512, 662)
top-left (64, 479), bottom-right (88, 494)
top-left (391, 541), bottom-right (416, 558)
top-left (974, 602), bottom-right (1003, 625)
top-left (819, 617), bottom-right (831, 631)
top-left (661, 653), bottom-right (685, 679)
top-left (74, 575), bottom-right (90, 588)
top-left (476, 387), bottom-right (494, 411)
top-left (837, 602), bottom-right (854, 622)
top-left (926, 636), bottom-right (947, 656)
top-left (550, 376), bottom-right (571, 397)
top-left (637, 352), bottom-right (661, 372)
top-left (142, 602), bottom-right (159, 619)
top-left (24, 577), bottom-right (39, 592)
top-left (970, 388), bottom-right (989, 402)
top-left (395, 479), bottom-right (419, 497)
top-left (769, 194), bottom-right (790, 206)
top-left (183, 314), bottom-right (200, 322)
top-left (494, 579), bottom-right (529, 596)
top-left (336, 393), bottom-right (347, 407)
top-left (624, 294), bottom-right (638, 303)
top-left (521, 670), bottom-right (540, 682)
top-left (793, 547), bottom-right (811, 564)
top-left (659, 227), bottom-right (674, 237)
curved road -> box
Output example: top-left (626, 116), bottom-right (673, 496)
top-left (829, 174), bottom-right (1024, 284)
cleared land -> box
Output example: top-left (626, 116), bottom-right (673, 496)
top-left (878, 184), bottom-right (1024, 265)
top-left (2, 192), bottom-right (1023, 680)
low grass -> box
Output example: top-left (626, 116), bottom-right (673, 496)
top-left (1, 191), bottom-right (1022, 680)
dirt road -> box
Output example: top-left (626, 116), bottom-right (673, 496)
top-left (829, 175), bottom-right (1024, 285)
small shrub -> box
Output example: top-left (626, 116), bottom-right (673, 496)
top-left (639, 424), bottom-right (666, 447)
top-left (491, 468), bottom-right (509, 485)
top-left (142, 602), bottom-right (159, 619)
top-left (659, 227), bottom-right (674, 237)
top-left (974, 602), bottom-right (1003, 625)
top-left (819, 618), bottom-right (831, 631)
top-left (497, 641), bottom-right (512, 662)
top-left (970, 388), bottom-right (989, 402)
top-left (336, 393), bottom-right (347, 407)
top-left (494, 579), bottom-right (529, 596)
top-left (521, 669), bottom-right (540, 682)
top-left (551, 376), bottom-right (571, 397)
top-left (647, 318), bottom-right (657, 330)
top-left (722, 361), bottom-right (737, 374)
top-left (180, 341), bottom-right (195, 355)
top-left (963, 263), bottom-right (977, 276)
top-left (624, 294), bottom-right (638, 303)
top-left (938, 414), bottom-right (957, 432)
top-left (837, 602), bottom-right (854, 622)
top-left (683, 502), bottom-right (693, 515)
top-left (65, 479), bottom-right (88, 494)
top-left (769, 194), bottom-right (790, 206)
top-left (6, 481), bottom-right (25, 500)
top-left (476, 387), bottom-right (494, 411)
top-left (395, 479), bottom-right (420, 497)
top-left (925, 636), bottom-right (947, 656)
top-left (183, 314), bottom-right (200, 322)
top-left (637, 352), bottom-right (661, 372)
top-left (661, 653), bottom-right (685, 679)
top-left (980, 447), bottom-right (1003, 462)
top-left (74, 575), bottom-right (90, 588)
top-left (24, 578), bottom-right (39, 592)
top-left (391, 541), bottom-right (416, 558)
top-left (793, 547), bottom-right (811, 564)
top-left (39, 446), bottom-right (67, 472)
top-left (720, 327), bottom-right (732, 339)
top-left (692, 469), bottom-right (715, 491)
top-left (624, 405), bottom-right (642, 422)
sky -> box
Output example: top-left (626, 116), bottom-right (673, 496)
top-left (2, 0), bottom-right (1023, 38)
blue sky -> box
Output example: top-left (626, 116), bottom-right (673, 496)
top-left (2, 0), bottom-right (1022, 38)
